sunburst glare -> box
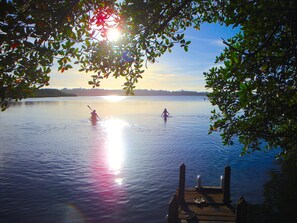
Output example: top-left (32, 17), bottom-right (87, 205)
top-left (106, 28), bottom-right (121, 42)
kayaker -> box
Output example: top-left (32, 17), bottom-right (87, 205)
top-left (91, 110), bottom-right (99, 121)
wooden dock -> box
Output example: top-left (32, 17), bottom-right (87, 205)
top-left (167, 164), bottom-right (247, 223)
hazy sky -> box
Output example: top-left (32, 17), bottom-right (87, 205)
top-left (49, 23), bottom-right (238, 91)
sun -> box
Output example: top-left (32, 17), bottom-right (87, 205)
top-left (106, 28), bottom-right (121, 42)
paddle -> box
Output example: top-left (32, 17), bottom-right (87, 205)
top-left (87, 105), bottom-right (100, 120)
top-left (87, 105), bottom-right (93, 111)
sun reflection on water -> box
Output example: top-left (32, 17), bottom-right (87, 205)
top-left (102, 95), bottom-right (126, 102)
top-left (102, 119), bottom-right (128, 185)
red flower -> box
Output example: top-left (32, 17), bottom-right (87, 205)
top-left (11, 42), bottom-right (19, 50)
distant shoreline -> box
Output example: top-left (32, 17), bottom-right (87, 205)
top-left (62, 88), bottom-right (208, 97)
top-left (34, 88), bottom-right (208, 97)
top-left (32, 89), bottom-right (76, 98)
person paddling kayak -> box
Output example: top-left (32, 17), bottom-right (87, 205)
top-left (161, 108), bottom-right (170, 120)
top-left (90, 109), bottom-right (100, 121)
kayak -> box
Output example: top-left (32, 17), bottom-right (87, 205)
top-left (90, 116), bottom-right (98, 122)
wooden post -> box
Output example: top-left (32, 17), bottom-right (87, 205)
top-left (178, 163), bottom-right (185, 204)
top-left (168, 194), bottom-right (178, 223)
top-left (235, 197), bottom-right (247, 223)
top-left (223, 166), bottom-right (231, 204)
top-left (197, 175), bottom-right (202, 189)
top-left (220, 175), bottom-right (224, 188)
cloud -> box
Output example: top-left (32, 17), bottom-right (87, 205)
top-left (135, 62), bottom-right (209, 91)
top-left (186, 34), bottom-right (227, 48)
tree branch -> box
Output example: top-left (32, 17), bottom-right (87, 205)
top-left (222, 27), bottom-right (278, 56)
top-left (143, 0), bottom-right (193, 37)
top-left (154, 0), bottom-right (192, 34)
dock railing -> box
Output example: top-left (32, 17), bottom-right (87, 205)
top-left (167, 163), bottom-right (247, 223)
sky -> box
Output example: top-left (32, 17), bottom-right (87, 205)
top-left (48, 23), bottom-right (239, 92)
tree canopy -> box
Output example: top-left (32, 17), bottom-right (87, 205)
top-left (1, 0), bottom-right (296, 158)
top-left (0, 0), bottom-right (117, 109)
top-left (204, 0), bottom-right (297, 158)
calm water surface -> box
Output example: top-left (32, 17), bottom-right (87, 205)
top-left (0, 96), bottom-right (278, 223)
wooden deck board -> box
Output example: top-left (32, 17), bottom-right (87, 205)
top-left (178, 187), bottom-right (226, 204)
top-left (176, 187), bottom-right (235, 223)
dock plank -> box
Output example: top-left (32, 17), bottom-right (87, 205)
top-left (175, 187), bottom-right (235, 222)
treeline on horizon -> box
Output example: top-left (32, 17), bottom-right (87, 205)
top-left (32, 89), bottom-right (76, 97)
top-left (33, 88), bottom-right (208, 97)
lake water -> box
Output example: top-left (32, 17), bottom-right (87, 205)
top-left (0, 96), bottom-right (278, 223)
